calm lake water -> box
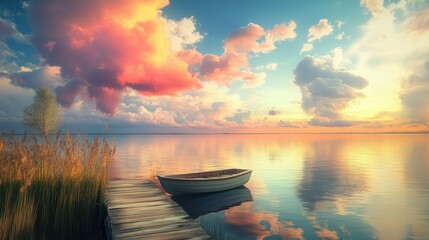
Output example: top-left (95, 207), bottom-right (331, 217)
top-left (111, 134), bottom-right (429, 240)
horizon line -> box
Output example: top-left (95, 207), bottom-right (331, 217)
top-left (3, 131), bottom-right (429, 136)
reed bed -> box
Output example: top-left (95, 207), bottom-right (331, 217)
top-left (0, 132), bottom-right (115, 240)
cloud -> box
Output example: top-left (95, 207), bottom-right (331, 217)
top-left (28, 0), bottom-right (201, 115)
top-left (408, 7), bottom-right (429, 33)
top-left (0, 41), bottom-right (16, 58)
top-left (360, 0), bottom-right (384, 16)
top-left (256, 63), bottom-right (278, 71)
top-left (22, 2), bottom-right (30, 9)
top-left (10, 65), bottom-right (63, 89)
top-left (0, 75), bottom-right (34, 123)
top-left (400, 60), bottom-right (429, 124)
top-left (0, 18), bottom-right (29, 75)
top-left (225, 110), bottom-right (252, 124)
top-left (336, 20), bottom-right (344, 29)
top-left (225, 202), bottom-right (304, 240)
top-left (308, 118), bottom-right (363, 127)
top-left (268, 109), bottom-right (281, 115)
top-left (260, 21), bottom-right (297, 52)
top-left (0, 18), bottom-right (27, 42)
top-left (298, 138), bottom-right (368, 212)
top-left (115, 82), bottom-right (243, 128)
top-left (278, 120), bottom-right (305, 128)
top-left (192, 22), bottom-right (296, 86)
top-left (293, 54), bottom-right (368, 127)
top-left (308, 19), bottom-right (333, 42)
top-left (162, 17), bottom-right (203, 52)
top-left (316, 228), bottom-right (339, 240)
top-left (347, 1), bottom-right (429, 125)
top-left (300, 43), bottom-right (314, 54)
top-left (335, 32), bottom-right (345, 40)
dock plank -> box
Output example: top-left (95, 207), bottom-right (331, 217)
top-left (106, 179), bottom-right (210, 240)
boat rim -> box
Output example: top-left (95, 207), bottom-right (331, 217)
top-left (157, 168), bottom-right (252, 181)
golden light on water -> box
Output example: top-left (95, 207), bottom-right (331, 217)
top-left (111, 134), bottom-right (429, 238)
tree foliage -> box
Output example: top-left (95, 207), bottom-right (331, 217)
top-left (23, 87), bottom-right (62, 138)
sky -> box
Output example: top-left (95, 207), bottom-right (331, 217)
top-left (0, 0), bottom-right (428, 133)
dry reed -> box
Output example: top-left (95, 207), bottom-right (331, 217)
top-left (0, 132), bottom-right (115, 240)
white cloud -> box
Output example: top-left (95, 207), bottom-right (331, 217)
top-left (300, 43), bottom-right (314, 54)
top-left (331, 47), bottom-right (350, 69)
top-left (293, 53), bottom-right (368, 126)
top-left (162, 17), bottom-right (203, 52)
top-left (116, 82), bottom-right (243, 128)
top-left (346, 1), bottom-right (429, 124)
top-left (335, 32), bottom-right (345, 40)
top-left (336, 20), bottom-right (344, 29)
top-left (256, 62), bottom-right (278, 71)
top-left (308, 19), bottom-right (334, 42)
top-left (10, 65), bottom-right (64, 90)
top-left (0, 75), bottom-right (34, 122)
top-left (400, 60), bottom-right (429, 123)
top-left (265, 63), bottom-right (278, 70)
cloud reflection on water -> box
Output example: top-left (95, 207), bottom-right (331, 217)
top-left (224, 202), bottom-right (304, 240)
top-left (297, 138), bottom-right (369, 212)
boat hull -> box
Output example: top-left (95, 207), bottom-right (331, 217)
top-left (158, 169), bottom-right (252, 195)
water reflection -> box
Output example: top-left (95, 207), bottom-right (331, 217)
top-left (404, 140), bottom-right (429, 193)
top-left (111, 134), bottom-right (429, 239)
top-left (294, 136), bottom-right (378, 239)
top-left (297, 138), bottom-right (368, 211)
top-left (172, 186), bottom-right (253, 219)
top-left (224, 202), bottom-right (304, 240)
top-left (199, 202), bottom-right (304, 240)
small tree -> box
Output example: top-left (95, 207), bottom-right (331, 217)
top-left (23, 87), bottom-right (63, 140)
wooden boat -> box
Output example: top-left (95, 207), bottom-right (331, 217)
top-left (157, 168), bottom-right (252, 195)
top-left (171, 186), bottom-right (253, 218)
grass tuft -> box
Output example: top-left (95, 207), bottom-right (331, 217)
top-left (0, 132), bottom-right (115, 240)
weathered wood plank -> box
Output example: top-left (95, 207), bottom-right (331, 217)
top-left (118, 227), bottom-right (210, 240)
top-left (107, 188), bottom-right (162, 194)
top-left (106, 195), bottom-right (168, 206)
top-left (108, 204), bottom-right (183, 217)
top-left (111, 216), bottom-right (200, 232)
top-left (116, 225), bottom-right (207, 239)
top-left (106, 179), bottom-right (211, 240)
top-left (106, 193), bottom-right (166, 200)
top-left (107, 200), bottom-right (175, 210)
top-left (109, 211), bottom-right (186, 225)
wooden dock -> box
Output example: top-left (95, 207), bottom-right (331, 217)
top-left (106, 179), bottom-right (211, 240)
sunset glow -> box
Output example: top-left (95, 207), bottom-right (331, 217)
top-left (0, 0), bottom-right (428, 133)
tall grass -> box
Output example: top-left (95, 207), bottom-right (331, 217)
top-left (0, 132), bottom-right (115, 240)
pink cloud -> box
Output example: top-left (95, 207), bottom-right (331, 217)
top-left (193, 22), bottom-right (296, 85)
top-left (225, 23), bottom-right (265, 54)
top-left (28, 0), bottom-right (296, 115)
top-left (225, 202), bottom-right (304, 240)
top-left (408, 7), bottom-right (429, 33)
top-left (29, 0), bottom-right (201, 115)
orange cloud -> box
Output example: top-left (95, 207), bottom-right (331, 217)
top-left (306, 215), bottom-right (340, 240)
top-left (30, 0), bottom-right (200, 115)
